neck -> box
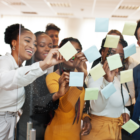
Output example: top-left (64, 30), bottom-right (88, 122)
top-left (11, 51), bottom-right (23, 66)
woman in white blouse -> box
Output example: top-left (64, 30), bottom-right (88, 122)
top-left (81, 31), bottom-right (130, 140)
top-left (0, 24), bottom-right (64, 140)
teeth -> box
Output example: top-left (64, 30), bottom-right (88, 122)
top-left (26, 50), bottom-right (33, 54)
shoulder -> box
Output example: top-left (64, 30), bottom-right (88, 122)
top-left (46, 72), bottom-right (60, 82)
top-left (0, 54), bottom-right (13, 71)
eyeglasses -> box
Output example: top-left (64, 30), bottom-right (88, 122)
top-left (110, 49), bottom-right (124, 60)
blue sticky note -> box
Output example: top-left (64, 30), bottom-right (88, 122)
top-left (95, 18), bottom-right (109, 32)
top-left (84, 46), bottom-right (101, 63)
top-left (69, 72), bottom-right (84, 87)
top-left (123, 44), bottom-right (136, 59)
top-left (101, 82), bottom-right (116, 99)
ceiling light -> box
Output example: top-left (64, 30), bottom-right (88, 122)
top-left (112, 15), bottom-right (128, 18)
top-left (22, 12), bottom-right (37, 14)
top-left (119, 5), bottom-right (139, 10)
top-left (50, 2), bottom-right (70, 7)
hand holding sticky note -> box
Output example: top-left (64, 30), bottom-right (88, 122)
top-left (122, 22), bottom-right (137, 36)
top-left (123, 44), bottom-right (136, 58)
top-left (59, 41), bottom-right (77, 61)
top-left (122, 119), bottom-right (139, 134)
top-left (89, 63), bottom-right (105, 81)
top-left (95, 18), bottom-right (109, 32)
top-left (84, 46), bottom-right (101, 63)
top-left (84, 88), bottom-right (99, 100)
top-left (107, 54), bottom-right (122, 71)
top-left (101, 82), bottom-right (116, 99)
top-left (104, 35), bottom-right (120, 48)
top-left (69, 72), bottom-right (84, 87)
top-left (120, 69), bottom-right (133, 83)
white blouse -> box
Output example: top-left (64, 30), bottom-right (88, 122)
top-left (88, 76), bottom-right (130, 118)
top-left (0, 53), bottom-right (47, 112)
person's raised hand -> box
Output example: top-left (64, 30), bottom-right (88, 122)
top-left (73, 52), bottom-right (87, 76)
top-left (103, 60), bottom-right (118, 82)
top-left (40, 48), bottom-right (64, 71)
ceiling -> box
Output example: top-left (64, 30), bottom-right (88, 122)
top-left (0, 0), bottom-right (140, 20)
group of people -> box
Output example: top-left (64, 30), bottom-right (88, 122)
top-left (0, 20), bottom-right (140, 140)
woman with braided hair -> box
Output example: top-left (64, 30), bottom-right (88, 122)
top-left (44, 37), bottom-right (91, 140)
top-left (81, 30), bottom-right (131, 140)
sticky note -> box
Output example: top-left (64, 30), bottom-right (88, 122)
top-left (84, 46), bottom-right (101, 63)
top-left (89, 63), bottom-right (105, 81)
top-left (84, 88), bottom-right (99, 100)
top-left (104, 35), bottom-right (120, 48)
top-left (122, 22), bottom-right (137, 36)
top-left (69, 72), bottom-right (84, 87)
top-left (107, 54), bottom-right (122, 71)
top-left (120, 69), bottom-right (133, 83)
top-left (101, 82), bottom-right (116, 99)
top-left (122, 119), bottom-right (139, 134)
top-left (95, 18), bottom-right (109, 32)
top-left (59, 41), bottom-right (77, 61)
top-left (124, 44), bottom-right (136, 59)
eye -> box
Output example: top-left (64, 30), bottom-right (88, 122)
top-left (40, 45), bottom-right (44, 47)
top-left (25, 40), bottom-right (30, 43)
top-left (34, 44), bottom-right (37, 47)
top-left (49, 45), bottom-right (53, 48)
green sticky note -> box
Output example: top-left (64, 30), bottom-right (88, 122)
top-left (122, 22), bottom-right (137, 36)
top-left (59, 41), bottom-right (77, 61)
top-left (107, 54), bottom-right (122, 71)
top-left (89, 63), bottom-right (105, 81)
top-left (84, 88), bottom-right (99, 100)
top-left (104, 35), bottom-right (120, 48)
top-left (120, 69), bottom-right (133, 83)
top-left (122, 119), bottom-right (139, 134)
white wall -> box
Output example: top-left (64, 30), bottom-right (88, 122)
top-left (0, 15), bottom-right (138, 70)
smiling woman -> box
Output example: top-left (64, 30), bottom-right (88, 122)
top-left (0, 24), bottom-right (64, 140)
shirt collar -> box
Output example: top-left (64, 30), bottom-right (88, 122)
top-left (5, 53), bottom-right (19, 69)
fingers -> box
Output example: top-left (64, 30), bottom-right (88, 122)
top-left (103, 61), bottom-right (110, 73)
top-left (59, 72), bottom-right (70, 83)
top-left (81, 122), bottom-right (91, 136)
top-left (50, 49), bottom-right (64, 60)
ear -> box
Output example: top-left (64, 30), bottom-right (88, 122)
top-left (11, 40), bottom-right (17, 48)
top-left (137, 41), bottom-right (140, 47)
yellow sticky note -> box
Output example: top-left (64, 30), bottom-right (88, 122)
top-left (89, 63), bottom-right (105, 81)
top-left (59, 41), bottom-right (77, 61)
top-left (120, 69), bottom-right (133, 83)
top-left (122, 22), bottom-right (137, 36)
top-left (104, 35), bottom-right (120, 48)
top-left (107, 54), bottom-right (122, 71)
top-left (84, 88), bottom-right (99, 100)
top-left (122, 119), bottom-right (139, 134)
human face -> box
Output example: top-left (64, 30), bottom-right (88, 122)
top-left (137, 28), bottom-right (140, 46)
top-left (46, 30), bottom-right (59, 48)
top-left (35, 34), bottom-right (53, 61)
top-left (102, 43), bottom-right (124, 63)
top-left (14, 31), bottom-right (37, 62)
top-left (63, 41), bottom-right (82, 69)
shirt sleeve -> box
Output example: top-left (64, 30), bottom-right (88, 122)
top-left (88, 76), bottom-right (110, 113)
top-left (121, 107), bottom-right (130, 116)
top-left (0, 59), bottom-right (47, 90)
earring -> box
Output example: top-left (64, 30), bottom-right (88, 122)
top-left (12, 46), bottom-right (15, 50)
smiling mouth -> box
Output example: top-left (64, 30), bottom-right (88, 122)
top-left (44, 53), bottom-right (48, 56)
top-left (26, 50), bottom-right (34, 55)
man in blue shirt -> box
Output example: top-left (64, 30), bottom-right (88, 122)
top-left (132, 20), bottom-right (140, 140)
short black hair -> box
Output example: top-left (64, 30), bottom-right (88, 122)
top-left (34, 31), bottom-right (47, 38)
top-left (4, 24), bottom-right (30, 48)
top-left (59, 37), bottom-right (82, 50)
top-left (45, 23), bottom-right (60, 32)
top-left (135, 20), bottom-right (140, 40)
